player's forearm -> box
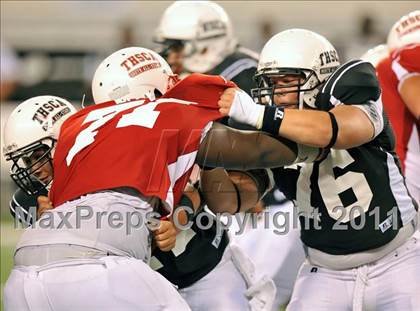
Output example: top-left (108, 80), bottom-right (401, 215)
top-left (228, 171), bottom-right (261, 213)
top-left (197, 123), bottom-right (297, 170)
top-left (200, 168), bottom-right (240, 214)
top-left (200, 169), bottom-right (262, 214)
top-left (279, 109), bottom-right (332, 148)
top-left (223, 88), bottom-right (376, 149)
top-left (175, 184), bottom-right (202, 227)
top-left (271, 105), bottom-right (375, 149)
top-left (182, 183), bottom-right (202, 213)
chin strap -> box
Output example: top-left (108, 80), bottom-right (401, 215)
top-left (298, 90), bottom-right (305, 110)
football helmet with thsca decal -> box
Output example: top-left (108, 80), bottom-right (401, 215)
top-left (92, 46), bottom-right (179, 104)
top-left (252, 28), bottom-right (340, 109)
top-left (3, 95), bottom-right (76, 195)
top-left (154, 1), bottom-right (237, 74)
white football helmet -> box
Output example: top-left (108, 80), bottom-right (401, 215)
top-left (154, 1), bottom-right (237, 73)
top-left (92, 46), bottom-right (178, 104)
top-left (387, 10), bottom-right (420, 51)
top-left (361, 44), bottom-right (389, 67)
top-left (252, 28), bottom-right (340, 109)
top-left (3, 95), bottom-right (77, 195)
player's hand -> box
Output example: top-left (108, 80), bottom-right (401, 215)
top-left (218, 88), bottom-right (265, 128)
top-left (218, 87), bottom-right (236, 116)
top-left (152, 220), bottom-right (177, 252)
top-left (37, 195), bottom-right (53, 218)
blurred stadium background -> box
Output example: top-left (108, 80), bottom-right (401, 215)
top-left (1, 1), bottom-right (418, 309)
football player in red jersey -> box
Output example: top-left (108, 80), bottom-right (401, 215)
top-left (3, 46), bottom-right (304, 310)
top-left (3, 94), bottom-right (193, 310)
top-left (91, 45), bottom-right (284, 311)
top-left (376, 10), bottom-right (420, 203)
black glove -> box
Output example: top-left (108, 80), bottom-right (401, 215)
top-left (9, 187), bottom-right (48, 226)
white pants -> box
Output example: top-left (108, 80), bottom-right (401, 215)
top-left (4, 256), bottom-right (191, 311)
top-left (287, 231), bottom-right (420, 311)
top-left (179, 244), bottom-right (276, 311)
top-left (16, 191), bottom-right (153, 261)
top-left (231, 202), bottom-right (305, 309)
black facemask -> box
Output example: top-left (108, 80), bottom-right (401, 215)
top-left (7, 139), bottom-right (55, 196)
top-left (251, 68), bottom-right (321, 109)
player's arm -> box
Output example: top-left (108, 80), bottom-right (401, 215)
top-left (199, 168), bottom-right (271, 214)
top-left (173, 183), bottom-right (202, 227)
top-left (399, 74), bottom-right (420, 119)
top-left (220, 61), bottom-right (383, 149)
top-left (197, 122), bottom-right (307, 170)
top-left (276, 105), bottom-right (376, 149)
top-left (153, 184), bottom-right (202, 252)
top-left (282, 62), bottom-right (383, 149)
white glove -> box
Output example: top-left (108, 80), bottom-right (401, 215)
top-left (229, 90), bottom-right (265, 129)
top-left (246, 276), bottom-right (277, 311)
top-left (229, 243), bottom-right (277, 311)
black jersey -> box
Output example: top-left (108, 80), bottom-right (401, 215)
top-left (9, 186), bottom-right (48, 226)
top-left (151, 210), bottom-right (228, 289)
top-left (208, 46), bottom-right (259, 96)
top-left (273, 60), bottom-right (418, 255)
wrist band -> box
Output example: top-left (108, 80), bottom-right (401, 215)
top-left (261, 106), bottom-right (285, 136)
top-left (326, 112), bottom-right (338, 149)
top-left (233, 183), bottom-right (242, 214)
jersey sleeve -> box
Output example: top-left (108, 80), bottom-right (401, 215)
top-left (229, 67), bottom-right (257, 96)
top-left (163, 73), bottom-right (236, 109)
top-left (317, 60), bottom-right (381, 110)
top-left (391, 44), bottom-right (420, 92)
top-left (316, 60), bottom-right (384, 138)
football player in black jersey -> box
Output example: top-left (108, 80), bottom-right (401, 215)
top-left (218, 28), bottom-right (419, 310)
top-left (154, 1), bottom-right (258, 95)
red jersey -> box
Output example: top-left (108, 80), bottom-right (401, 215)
top-left (376, 44), bottom-right (420, 171)
top-left (50, 74), bottom-right (235, 210)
